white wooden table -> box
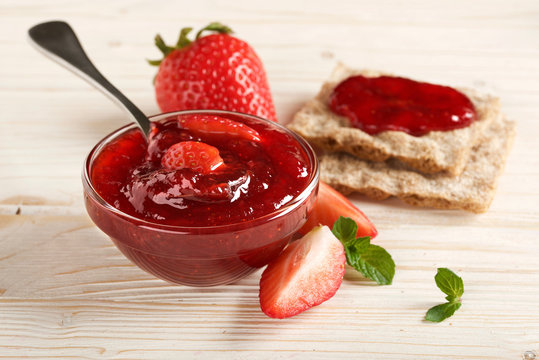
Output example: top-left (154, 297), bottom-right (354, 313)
top-left (1, 1), bottom-right (538, 358)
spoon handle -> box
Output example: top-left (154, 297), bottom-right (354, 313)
top-left (28, 21), bottom-right (151, 137)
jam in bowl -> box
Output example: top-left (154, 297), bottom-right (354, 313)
top-left (82, 110), bottom-right (319, 286)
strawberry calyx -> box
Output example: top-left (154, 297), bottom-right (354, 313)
top-left (195, 22), bottom-right (233, 40)
top-left (148, 22), bottom-right (233, 66)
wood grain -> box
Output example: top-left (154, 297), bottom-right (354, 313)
top-left (1, 0), bottom-right (539, 358)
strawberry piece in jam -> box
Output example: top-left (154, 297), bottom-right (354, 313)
top-left (161, 141), bottom-right (225, 174)
top-left (329, 75), bottom-right (477, 136)
top-left (178, 114), bottom-right (262, 142)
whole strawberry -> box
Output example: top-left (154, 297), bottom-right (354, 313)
top-left (149, 22), bottom-right (277, 122)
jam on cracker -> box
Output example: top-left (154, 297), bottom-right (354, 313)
top-left (329, 75), bottom-right (477, 136)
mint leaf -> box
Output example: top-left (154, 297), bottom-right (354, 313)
top-left (425, 268), bottom-right (464, 323)
top-left (332, 217), bottom-right (395, 285)
top-left (425, 302), bottom-right (462, 322)
top-left (353, 244), bottom-right (395, 285)
top-left (434, 268), bottom-right (464, 302)
top-left (332, 217), bottom-right (357, 244)
top-left (343, 235), bottom-right (370, 257)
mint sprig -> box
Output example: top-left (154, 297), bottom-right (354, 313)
top-left (332, 216), bottom-right (395, 285)
top-left (425, 268), bottom-right (464, 322)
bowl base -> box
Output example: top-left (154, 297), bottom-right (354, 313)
top-left (111, 236), bottom-right (289, 287)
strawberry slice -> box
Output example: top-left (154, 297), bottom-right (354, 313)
top-left (161, 141), bottom-right (225, 174)
top-left (259, 225), bottom-right (346, 319)
top-left (299, 181), bottom-right (378, 239)
top-left (178, 114), bottom-right (261, 142)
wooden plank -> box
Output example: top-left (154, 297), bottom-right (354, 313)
top-left (1, 215), bottom-right (538, 358)
top-left (0, 298), bottom-right (527, 359)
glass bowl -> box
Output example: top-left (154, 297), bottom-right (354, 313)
top-left (82, 110), bottom-right (319, 287)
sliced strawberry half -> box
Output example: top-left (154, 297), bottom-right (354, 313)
top-left (259, 225), bottom-right (346, 319)
top-left (298, 181), bottom-right (378, 239)
top-left (161, 141), bottom-right (225, 174)
top-left (178, 114), bottom-right (261, 142)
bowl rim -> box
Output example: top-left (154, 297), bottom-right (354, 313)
top-left (82, 109), bottom-right (320, 232)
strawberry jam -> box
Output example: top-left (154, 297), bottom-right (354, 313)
top-left (329, 75), bottom-right (477, 136)
top-left (83, 111), bottom-right (318, 286)
top-left (91, 114), bottom-right (310, 226)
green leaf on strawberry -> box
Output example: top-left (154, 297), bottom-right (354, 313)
top-left (195, 22), bottom-right (232, 39)
top-left (332, 216), bottom-right (395, 285)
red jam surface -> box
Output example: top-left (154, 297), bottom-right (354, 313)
top-left (90, 114), bottom-right (311, 227)
top-left (329, 75), bottom-right (477, 136)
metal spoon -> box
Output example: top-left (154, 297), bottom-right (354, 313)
top-left (28, 21), bottom-right (151, 138)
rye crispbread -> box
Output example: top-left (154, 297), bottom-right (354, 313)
top-left (319, 115), bottom-right (515, 213)
top-left (288, 63), bottom-right (501, 176)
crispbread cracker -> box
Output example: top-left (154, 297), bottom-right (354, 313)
top-left (288, 63), bottom-right (501, 176)
top-left (319, 116), bottom-right (515, 213)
